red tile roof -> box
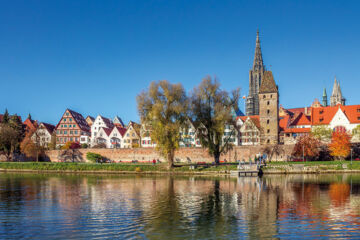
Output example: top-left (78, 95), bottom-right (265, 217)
top-left (102, 127), bottom-right (112, 136)
top-left (114, 126), bottom-right (127, 137)
top-left (238, 115), bottom-right (261, 129)
top-left (284, 128), bottom-right (311, 133)
top-left (311, 104), bottom-right (360, 125)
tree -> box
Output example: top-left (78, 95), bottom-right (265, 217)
top-left (2, 109), bottom-right (9, 124)
top-left (329, 132), bottom-right (351, 160)
top-left (20, 129), bottom-right (44, 162)
top-left (262, 145), bottom-right (284, 162)
top-left (137, 80), bottom-right (188, 169)
top-left (189, 77), bottom-right (240, 165)
top-left (352, 125), bottom-right (360, 141)
top-left (48, 132), bottom-right (57, 150)
top-left (0, 125), bottom-right (20, 161)
top-left (311, 126), bottom-right (332, 142)
top-left (292, 134), bottom-right (321, 161)
top-left (86, 152), bottom-right (103, 163)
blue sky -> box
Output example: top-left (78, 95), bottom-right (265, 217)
top-left (0, 0), bottom-right (359, 125)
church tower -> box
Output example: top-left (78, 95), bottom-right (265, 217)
top-left (330, 77), bottom-right (346, 106)
top-left (259, 71), bottom-right (279, 145)
top-left (246, 30), bottom-right (265, 116)
top-left (322, 88), bottom-right (328, 107)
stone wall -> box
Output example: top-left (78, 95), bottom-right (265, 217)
top-left (45, 145), bottom-right (295, 163)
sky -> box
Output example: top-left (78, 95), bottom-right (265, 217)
top-left (0, 0), bottom-right (359, 125)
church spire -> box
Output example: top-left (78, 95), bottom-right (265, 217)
top-left (253, 29), bottom-right (264, 71)
top-left (322, 87), bottom-right (328, 107)
top-left (330, 76), bottom-right (346, 106)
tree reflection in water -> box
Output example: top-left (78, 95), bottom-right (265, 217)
top-left (0, 174), bottom-right (360, 239)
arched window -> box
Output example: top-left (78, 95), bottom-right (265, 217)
top-left (333, 126), bottom-right (347, 133)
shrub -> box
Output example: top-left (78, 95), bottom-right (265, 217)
top-left (81, 143), bottom-right (88, 149)
top-left (86, 152), bottom-right (103, 163)
top-left (135, 167), bottom-right (142, 172)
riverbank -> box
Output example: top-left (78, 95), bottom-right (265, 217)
top-left (0, 162), bottom-right (238, 175)
top-left (263, 161), bottom-right (360, 174)
top-left (1, 161), bottom-right (360, 175)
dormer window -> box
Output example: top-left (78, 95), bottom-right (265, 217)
top-left (320, 118), bottom-right (324, 122)
top-left (320, 110), bottom-right (324, 114)
top-left (357, 108), bottom-right (360, 113)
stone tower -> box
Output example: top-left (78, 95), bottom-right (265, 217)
top-left (259, 71), bottom-right (279, 145)
top-left (322, 88), bottom-right (328, 107)
top-left (246, 30), bottom-right (265, 116)
top-left (330, 77), bottom-right (346, 106)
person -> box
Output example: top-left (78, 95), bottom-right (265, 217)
top-left (152, 159), bottom-right (156, 165)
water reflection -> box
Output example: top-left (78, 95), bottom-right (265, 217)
top-left (0, 174), bottom-right (360, 239)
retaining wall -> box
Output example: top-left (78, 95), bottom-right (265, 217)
top-left (45, 145), bottom-right (295, 163)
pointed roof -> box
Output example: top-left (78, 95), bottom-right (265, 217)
top-left (113, 116), bottom-right (125, 127)
top-left (253, 30), bottom-right (264, 71)
top-left (323, 87), bottom-right (327, 97)
top-left (39, 122), bottom-right (56, 134)
top-left (259, 71), bottom-right (277, 93)
top-left (97, 115), bottom-right (114, 129)
top-left (57, 109), bottom-right (90, 132)
top-left (332, 76), bottom-right (339, 96)
top-left (113, 126), bottom-right (127, 137)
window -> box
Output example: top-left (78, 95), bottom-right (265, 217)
top-left (70, 137), bottom-right (73, 141)
top-left (320, 118), bottom-right (324, 122)
top-left (73, 125), bottom-right (76, 127)
top-left (66, 113), bottom-right (69, 116)
top-left (357, 108), bottom-right (360, 113)
top-left (358, 117), bottom-right (360, 120)
top-left (61, 125), bottom-right (63, 128)
top-left (60, 130), bottom-right (63, 134)
top-left (70, 130), bottom-right (73, 134)
top-left (267, 110), bottom-right (270, 114)
top-left (263, 95), bottom-right (266, 99)
top-left (75, 130), bottom-right (78, 134)
top-left (57, 130), bottom-right (59, 134)
top-left (64, 124), bottom-right (67, 128)
top-left (64, 130), bottom-right (67, 134)
top-left (270, 94), bottom-right (272, 98)
top-left (267, 101), bottom-right (270, 105)
top-left (132, 133), bottom-right (135, 137)
top-left (63, 119), bottom-right (66, 122)
top-left (267, 129), bottom-right (270, 133)
top-left (267, 139), bottom-right (270, 143)
top-left (267, 120), bottom-right (270, 124)
top-left (69, 118), bottom-right (72, 122)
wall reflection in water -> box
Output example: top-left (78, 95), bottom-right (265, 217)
top-left (0, 173), bottom-right (360, 239)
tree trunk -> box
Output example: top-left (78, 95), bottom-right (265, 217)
top-left (167, 152), bottom-right (174, 170)
top-left (214, 153), bottom-right (220, 165)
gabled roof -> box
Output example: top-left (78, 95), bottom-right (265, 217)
top-left (40, 122), bottom-right (55, 134)
top-left (56, 109), bottom-right (90, 132)
top-left (24, 118), bottom-right (38, 131)
top-left (98, 115), bottom-right (114, 129)
top-left (113, 126), bottom-right (127, 137)
top-left (238, 115), bottom-right (261, 129)
top-left (113, 116), bottom-right (125, 127)
top-left (259, 71), bottom-right (277, 93)
top-left (86, 116), bottom-right (95, 122)
top-left (312, 104), bottom-right (360, 125)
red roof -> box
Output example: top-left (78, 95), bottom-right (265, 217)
top-left (99, 115), bottom-right (114, 129)
top-left (284, 128), bottom-right (311, 133)
top-left (102, 127), bottom-right (112, 136)
top-left (238, 115), bottom-right (261, 128)
top-left (113, 126), bottom-right (127, 137)
top-left (311, 104), bottom-right (360, 125)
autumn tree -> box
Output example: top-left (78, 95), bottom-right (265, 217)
top-left (329, 132), bottom-right (351, 160)
top-left (20, 129), bottom-right (44, 162)
top-left (352, 125), bottom-right (360, 142)
top-left (137, 80), bottom-right (188, 169)
top-left (311, 125), bottom-right (332, 142)
top-left (189, 76), bottom-right (240, 165)
top-left (262, 144), bottom-right (284, 162)
top-left (292, 134), bottom-right (321, 161)
top-left (48, 132), bottom-right (57, 150)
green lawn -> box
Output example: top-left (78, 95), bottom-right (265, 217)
top-left (267, 160), bottom-right (360, 170)
top-left (0, 162), bottom-right (238, 173)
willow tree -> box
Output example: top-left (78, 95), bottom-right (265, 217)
top-left (137, 80), bottom-right (188, 169)
top-left (189, 76), bottom-right (240, 165)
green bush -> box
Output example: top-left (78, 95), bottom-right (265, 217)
top-left (86, 152), bottom-right (103, 163)
top-left (81, 143), bottom-right (88, 149)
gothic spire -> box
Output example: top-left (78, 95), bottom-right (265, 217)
top-left (322, 87), bottom-right (328, 107)
top-left (253, 29), bottom-right (264, 71)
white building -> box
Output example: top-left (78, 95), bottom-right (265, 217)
top-left (32, 122), bottom-right (55, 147)
top-left (91, 115), bottom-right (114, 146)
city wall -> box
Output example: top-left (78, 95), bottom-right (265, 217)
top-left (45, 145), bottom-right (295, 163)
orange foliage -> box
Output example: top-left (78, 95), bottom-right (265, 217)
top-left (329, 132), bottom-right (351, 160)
top-left (292, 134), bottom-right (321, 160)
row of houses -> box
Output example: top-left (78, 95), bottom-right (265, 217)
top-left (3, 99), bottom-right (360, 150)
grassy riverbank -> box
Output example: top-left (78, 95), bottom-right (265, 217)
top-left (0, 162), bottom-right (238, 173)
top-left (264, 160), bottom-right (360, 173)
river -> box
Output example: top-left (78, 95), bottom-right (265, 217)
top-left (0, 173), bottom-right (360, 239)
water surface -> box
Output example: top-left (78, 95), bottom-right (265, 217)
top-left (0, 173), bottom-right (360, 239)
